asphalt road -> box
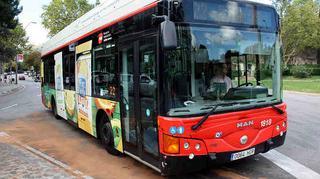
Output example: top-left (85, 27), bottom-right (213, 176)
top-left (278, 92), bottom-right (320, 173)
top-left (0, 79), bottom-right (319, 178)
top-left (0, 79), bottom-right (42, 121)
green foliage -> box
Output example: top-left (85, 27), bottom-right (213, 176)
top-left (282, 76), bottom-right (320, 93)
top-left (312, 68), bottom-right (320, 76)
top-left (281, 65), bottom-right (291, 76)
top-left (0, 0), bottom-right (22, 36)
top-left (261, 67), bottom-right (273, 80)
top-left (287, 64), bottom-right (320, 76)
top-left (291, 65), bottom-right (312, 78)
top-left (281, 0), bottom-right (320, 64)
top-left (272, 0), bottom-right (291, 20)
top-left (24, 50), bottom-right (41, 72)
top-left (41, 0), bottom-right (94, 37)
top-left (0, 0), bottom-right (23, 64)
top-left (0, 23), bottom-right (30, 63)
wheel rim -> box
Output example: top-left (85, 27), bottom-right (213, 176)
top-left (102, 123), bottom-right (111, 145)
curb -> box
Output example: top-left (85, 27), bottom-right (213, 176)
top-left (0, 131), bottom-right (93, 179)
top-left (284, 90), bottom-right (320, 96)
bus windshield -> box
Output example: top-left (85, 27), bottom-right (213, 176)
top-left (163, 25), bottom-right (282, 116)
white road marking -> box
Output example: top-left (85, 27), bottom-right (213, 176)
top-left (0, 104), bottom-right (18, 111)
top-left (261, 150), bottom-right (320, 179)
top-left (0, 132), bottom-right (9, 137)
top-left (0, 132), bottom-right (93, 179)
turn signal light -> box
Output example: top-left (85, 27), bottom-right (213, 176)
top-left (282, 121), bottom-right (286, 128)
top-left (163, 134), bottom-right (180, 154)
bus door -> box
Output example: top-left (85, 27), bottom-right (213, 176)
top-left (119, 35), bottom-right (160, 169)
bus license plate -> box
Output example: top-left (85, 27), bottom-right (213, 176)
top-left (231, 148), bottom-right (255, 161)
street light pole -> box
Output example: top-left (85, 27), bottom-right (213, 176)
top-left (15, 21), bottom-right (37, 84)
top-left (15, 55), bottom-right (18, 84)
top-left (25, 21), bottom-right (37, 30)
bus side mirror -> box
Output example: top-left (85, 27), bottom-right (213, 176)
top-left (160, 19), bottom-right (177, 50)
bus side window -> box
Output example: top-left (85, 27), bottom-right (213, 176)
top-left (48, 57), bottom-right (55, 87)
top-left (93, 44), bottom-right (117, 99)
top-left (43, 59), bottom-right (49, 85)
top-left (63, 54), bottom-right (75, 91)
top-left (63, 55), bottom-right (70, 89)
top-left (69, 55), bottom-right (75, 91)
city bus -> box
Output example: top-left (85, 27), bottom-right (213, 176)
top-left (41, 0), bottom-right (287, 175)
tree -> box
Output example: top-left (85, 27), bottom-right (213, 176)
top-left (281, 0), bottom-right (320, 64)
top-left (0, 0), bottom-right (22, 36)
top-left (41, 0), bottom-right (93, 37)
top-left (0, 23), bottom-right (30, 75)
top-left (0, 0), bottom-right (22, 73)
top-left (316, 0), bottom-right (320, 64)
top-left (24, 50), bottom-right (41, 73)
top-left (272, 0), bottom-right (291, 20)
top-left (95, 0), bottom-right (100, 6)
top-left (0, 23), bottom-right (30, 62)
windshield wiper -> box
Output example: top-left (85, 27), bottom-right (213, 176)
top-left (191, 102), bottom-right (239, 131)
top-left (271, 104), bottom-right (284, 115)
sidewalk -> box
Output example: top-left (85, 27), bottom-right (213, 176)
top-left (0, 82), bottom-right (23, 96)
top-left (0, 132), bottom-right (79, 178)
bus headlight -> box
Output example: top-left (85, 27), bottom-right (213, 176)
top-left (215, 132), bottom-right (223, 138)
top-left (183, 142), bottom-right (190, 149)
top-left (282, 121), bottom-right (286, 128)
top-left (195, 143), bottom-right (201, 150)
top-left (163, 134), bottom-right (180, 154)
top-left (280, 131), bottom-right (284, 136)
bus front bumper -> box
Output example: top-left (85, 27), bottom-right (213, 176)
top-left (160, 132), bottom-right (286, 175)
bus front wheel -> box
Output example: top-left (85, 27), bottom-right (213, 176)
top-left (99, 114), bottom-right (121, 156)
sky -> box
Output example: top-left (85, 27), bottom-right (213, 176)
top-left (18, 0), bottom-right (100, 47)
top-left (18, 0), bottom-right (272, 47)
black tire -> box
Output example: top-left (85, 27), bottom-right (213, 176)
top-left (99, 114), bottom-right (121, 156)
top-left (51, 99), bottom-right (60, 120)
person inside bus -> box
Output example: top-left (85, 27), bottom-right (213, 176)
top-left (207, 62), bottom-right (233, 96)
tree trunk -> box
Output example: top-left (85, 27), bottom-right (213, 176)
top-left (317, 49), bottom-right (320, 65)
top-left (0, 61), bottom-right (2, 74)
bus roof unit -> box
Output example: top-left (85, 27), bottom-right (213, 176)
top-left (41, 0), bottom-right (159, 57)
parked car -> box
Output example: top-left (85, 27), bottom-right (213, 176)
top-left (19, 75), bottom-right (25, 80)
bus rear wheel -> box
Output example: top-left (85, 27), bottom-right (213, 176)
top-left (51, 99), bottom-right (60, 120)
top-left (99, 114), bottom-right (121, 156)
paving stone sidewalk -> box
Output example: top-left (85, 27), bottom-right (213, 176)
top-left (0, 82), bottom-right (22, 96)
top-left (0, 133), bottom-right (75, 179)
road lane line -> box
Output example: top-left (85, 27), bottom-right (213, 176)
top-left (261, 150), bottom-right (320, 179)
top-left (0, 104), bottom-right (18, 111)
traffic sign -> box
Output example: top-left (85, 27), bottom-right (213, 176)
top-left (16, 54), bottom-right (24, 63)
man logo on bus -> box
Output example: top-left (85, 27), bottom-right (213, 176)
top-left (237, 120), bottom-right (254, 128)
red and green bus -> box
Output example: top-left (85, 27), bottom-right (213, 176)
top-left (41, 0), bottom-right (287, 175)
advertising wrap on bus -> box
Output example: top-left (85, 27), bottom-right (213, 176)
top-left (76, 53), bottom-right (93, 134)
top-left (41, 0), bottom-right (286, 175)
